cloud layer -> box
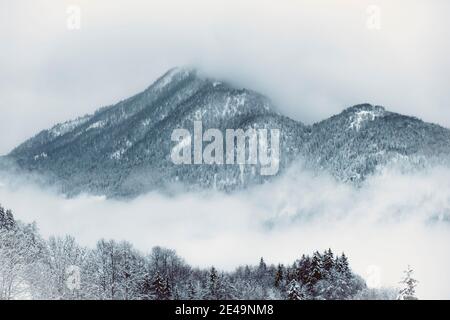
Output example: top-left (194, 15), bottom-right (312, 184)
top-left (1, 163), bottom-right (450, 299)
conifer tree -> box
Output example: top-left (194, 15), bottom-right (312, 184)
top-left (152, 271), bottom-right (169, 300)
top-left (139, 273), bottom-right (153, 300)
top-left (322, 249), bottom-right (335, 275)
top-left (274, 264), bottom-right (284, 288)
top-left (287, 279), bottom-right (306, 300)
top-left (398, 265), bottom-right (418, 300)
top-left (310, 251), bottom-right (324, 286)
top-left (207, 266), bottom-right (219, 300)
top-left (164, 278), bottom-right (172, 300)
top-left (297, 254), bottom-right (312, 285)
top-left (187, 281), bottom-right (197, 300)
top-left (258, 257), bottom-right (267, 280)
top-left (0, 206), bottom-right (15, 230)
top-left (336, 253), bottom-right (351, 278)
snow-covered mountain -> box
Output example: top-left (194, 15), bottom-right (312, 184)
top-left (3, 67), bottom-right (450, 197)
top-left (304, 104), bottom-right (450, 183)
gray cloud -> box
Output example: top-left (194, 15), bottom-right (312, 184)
top-left (1, 0), bottom-right (450, 154)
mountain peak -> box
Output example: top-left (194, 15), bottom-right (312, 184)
top-left (344, 103), bottom-right (386, 114)
top-left (338, 104), bottom-right (386, 131)
top-left (149, 66), bottom-right (197, 91)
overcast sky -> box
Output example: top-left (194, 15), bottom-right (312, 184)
top-left (1, 0), bottom-right (449, 154)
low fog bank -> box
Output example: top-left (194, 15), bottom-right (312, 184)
top-left (1, 164), bottom-right (450, 299)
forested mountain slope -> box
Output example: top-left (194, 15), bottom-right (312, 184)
top-left (4, 68), bottom-right (450, 197)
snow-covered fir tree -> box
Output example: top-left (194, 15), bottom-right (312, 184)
top-left (398, 265), bottom-right (418, 300)
top-left (151, 271), bottom-right (171, 300)
top-left (0, 205), bottom-right (15, 230)
top-left (274, 264), bottom-right (285, 288)
top-left (287, 279), bottom-right (307, 300)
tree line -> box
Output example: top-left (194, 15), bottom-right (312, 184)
top-left (1, 203), bottom-right (408, 300)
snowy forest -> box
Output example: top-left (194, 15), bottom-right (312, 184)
top-left (0, 203), bottom-right (416, 300)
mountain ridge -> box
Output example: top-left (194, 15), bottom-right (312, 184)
top-left (3, 67), bottom-right (450, 198)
